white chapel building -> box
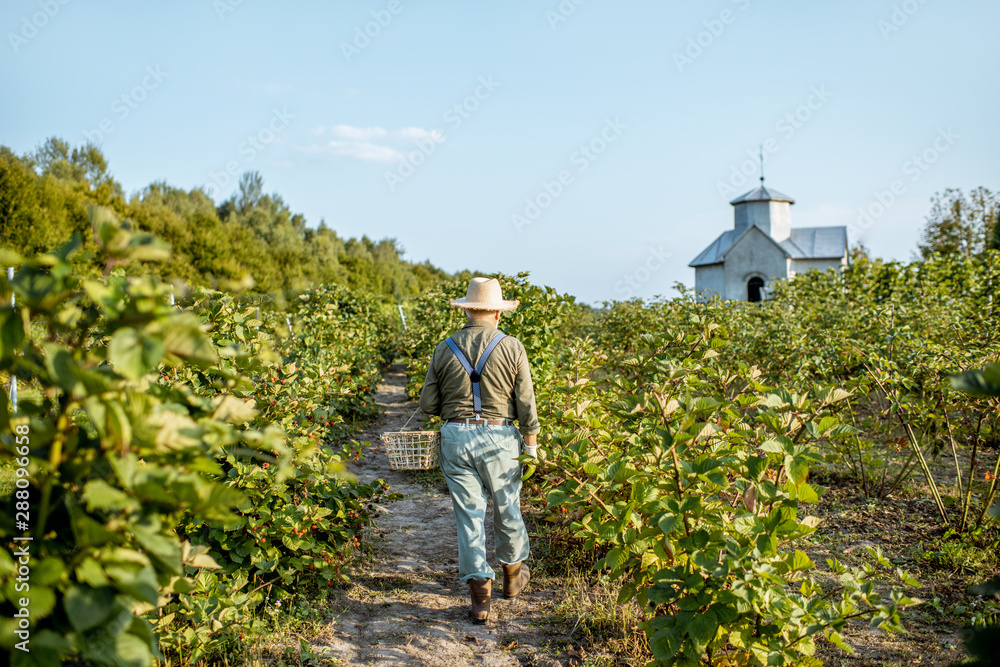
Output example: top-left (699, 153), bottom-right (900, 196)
top-left (689, 182), bottom-right (848, 301)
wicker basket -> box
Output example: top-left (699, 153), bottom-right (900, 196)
top-left (381, 431), bottom-right (441, 470)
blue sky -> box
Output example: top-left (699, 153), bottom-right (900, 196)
top-left (2, 0), bottom-right (998, 304)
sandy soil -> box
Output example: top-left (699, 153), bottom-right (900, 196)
top-left (311, 365), bottom-right (568, 667)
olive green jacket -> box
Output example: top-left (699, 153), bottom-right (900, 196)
top-left (418, 320), bottom-right (540, 436)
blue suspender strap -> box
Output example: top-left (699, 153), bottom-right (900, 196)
top-left (473, 333), bottom-right (507, 416)
top-left (444, 337), bottom-right (473, 374)
top-left (443, 338), bottom-right (477, 413)
top-left (444, 332), bottom-right (508, 419)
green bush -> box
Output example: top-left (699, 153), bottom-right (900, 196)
top-left (533, 315), bottom-right (921, 665)
top-left (0, 213), bottom-right (398, 665)
top-left (0, 225), bottom-right (268, 666)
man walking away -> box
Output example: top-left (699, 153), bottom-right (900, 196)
top-left (418, 277), bottom-right (539, 624)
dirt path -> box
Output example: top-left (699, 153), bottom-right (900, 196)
top-left (311, 365), bottom-right (566, 667)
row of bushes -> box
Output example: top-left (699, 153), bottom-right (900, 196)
top-left (399, 259), bottom-right (999, 665)
top-left (0, 212), bottom-right (398, 665)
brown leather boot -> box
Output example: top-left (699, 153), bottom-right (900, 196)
top-left (469, 578), bottom-right (491, 624)
top-left (501, 561), bottom-right (530, 599)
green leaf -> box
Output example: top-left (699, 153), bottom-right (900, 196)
top-left (784, 456), bottom-right (809, 485)
top-left (182, 542), bottom-right (221, 570)
top-left (76, 558), bottom-right (109, 587)
top-left (161, 314), bottom-right (218, 366)
top-left (43, 344), bottom-right (81, 394)
top-left (819, 387), bottom-right (853, 405)
top-left (131, 517), bottom-right (182, 575)
top-left (546, 489), bottom-right (569, 506)
top-left (616, 580), bottom-right (638, 605)
top-left (950, 364), bottom-right (1000, 397)
top-left (211, 394), bottom-right (258, 424)
top-left (687, 609), bottom-right (719, 647)
top-left (68, 497), bottom-right (117, 548)
top-left (648, 626), bottom-right (682, 661)
top-left (114, 630), bottom-right (155, 667)
top-left (83, 479), bottom-right (134, 512)
top-left (18, 585), bottom-right (56, 622)
top-left (64, 585), bottom-right (115, 632)
top-left (826, 630), bottom-right (853, 653)
top-left (104, 400), bottom-right (133, 453)
top-left (194, 483), bottom-right (244, 522)
top-left (796, 482), bottom-right (820, 504)
top-left (599, 521), bottom-right (623, 540)
top-left (108, 328), bottom-right (164, 381)
top-left (0, 547), bottom-right (14, 579)
top-left (603, 547), bottom-right (627, 571)
top-left (970, 576), bottom-right (1000, 597)
top-left (104, 564), bottom-right (159, 605)
top-left (756, 532), bottom-right (778, 556)
top-left (759, 440), bottom-right (785, 455)
top-left (658, 514), bottom-right (679, 536)
top-left (690, 529), bottom-right (710, 549)
top-left (82, 279), bottom-right (122, 314)
top-left (710, 601), bottom-right (739, 624)
top-left (817, 415), bottom-right (838, 434)
top-left (0, 308), bottom-right (25, 361)
top-left (20, 630), bottom-right (68, 667)
top-left (32, 558), bottom-right (65, 587)
top-left (123, 232), bottom-right (171, 264)
top-left (789, 550), bottom-right (813, 572)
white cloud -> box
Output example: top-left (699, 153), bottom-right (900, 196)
top-left (298, 124), bottom-right (445, 163)
top-left (331, 124), bottom-right (387, 141)
top-left (327, 140), bottom-right (403, 162)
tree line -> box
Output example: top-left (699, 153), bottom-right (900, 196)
top-left (0, 138), bottom-right (453, 301)
top-left (2, 137), bottom-right (995, 299)
top-left (917, 186), bottom-right (1000, 259)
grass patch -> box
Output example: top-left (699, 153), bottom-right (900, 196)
top-left (345, 573), bottom-right (413, 602)
top-left (522, 504), bottom-right (606, 577)
top-left (913, 526), bottom-right (1000, 577)
top-left (551, 575), bottom-right (649, 660)
top-left (160, 592), bottom-right (342, 667)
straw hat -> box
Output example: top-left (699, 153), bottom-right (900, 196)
top-left (450, 277), bottom-right (519, 311)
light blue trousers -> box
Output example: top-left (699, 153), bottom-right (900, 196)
top-left (439, 422), bottom-right (530, 582)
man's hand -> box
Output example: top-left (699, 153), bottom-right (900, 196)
top-left (520, 433), bottom-right (540, 481)
top-left (523, 433), bottom-right (538, 459)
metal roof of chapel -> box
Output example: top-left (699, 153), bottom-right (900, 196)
top-left (729, 185), bottom-right (795, 205)
top-left (689, 226), bottom-right (848, 267)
